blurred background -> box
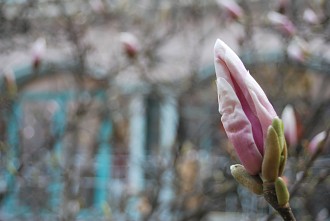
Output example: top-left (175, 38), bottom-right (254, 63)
top-left (0, 0), bottom-right (330, 220)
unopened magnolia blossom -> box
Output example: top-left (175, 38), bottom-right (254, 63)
top-left (281, 104), bottom-right (298, 147)
top-left (216, 0), bottom-right (243, 20)
top-left (267, 11), bottom-right (296, 36)
top-left (308, 131), bottom-right (326, 154)
top-left (287, 37), bottom-right (310, 62)
top-left (214, 39), bottom-right (277, 175)
top-left (119, 32), bottom-right (140, 58)
top-left (303, 8), bottom-right (320, 25)
top-left (31, 37), bottom-right (46, 68)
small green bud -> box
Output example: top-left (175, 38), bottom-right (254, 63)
top-left (262, 126), bottom-right (281, 182)
top-left (273, 118), bottom-right (288, 176)
top-left (275, 177), bottom-right (290, 206)
top-left (230, 164), bottom-right (263, 195)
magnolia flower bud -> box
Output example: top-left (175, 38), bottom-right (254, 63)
top-left (216, 0), bottom-right (243, 20)
top-left (214, 39), bottom-right (277, 175)
top-left (303, 8), bottom-right (320, 25)
top-left (281, 104), bottom-right (298, 147)
top-left (287, 37), bottom-right (310, 62)
top-left (119, 32), bottom-right (140, 59)
top-left (308, 131), bottom-right (327, 154)
top-left (31, 37), bottom-right (46, 69)
top-left (267, 11), bottom-right (296, 36)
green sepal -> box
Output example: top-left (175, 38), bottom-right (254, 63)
top-left (262, 126), bottom-right (281, 182)
top-left (230, 164), bottom-right (263, 195)
top-left (272, 117), bottom-right (285, 152)
top-left (275, 177), bottom-right (290, 206)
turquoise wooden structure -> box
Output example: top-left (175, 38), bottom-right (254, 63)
top-left (0, 62), bottom-right (113, 220)
top-left (0, 60), bottom-right (181, 220)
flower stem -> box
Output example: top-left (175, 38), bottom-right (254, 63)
top-left (263, 182), bottom-right (296, 221)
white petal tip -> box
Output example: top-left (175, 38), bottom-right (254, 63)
top-left (214, 39), bottom-right (228, 64)
top-left (214, 39), bottom-right (226, 51)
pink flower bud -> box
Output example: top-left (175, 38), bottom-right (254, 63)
top-left (31, 37), bottom-right (46, 69)
top-left (303, 8), bottom-right (320, 25)
top-left (287, 37), bottom-right (310, 62)
top-left (216, 0), bottom-right (243, 20)
top-left (214, 39), bottom-right (277, 175)
top-left (308, 131), bottom-right (326, 154)
top-left (119, 32), bottom-right (140, 58)
top-left (267, 11), bottom-right (296, 36)
top-left (281, 104), bottom-right (297, 147)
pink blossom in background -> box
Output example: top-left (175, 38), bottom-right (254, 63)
top-left (267, 11), bottom-right (296, 36)
top-left (216, 0), bottom-right (244, 20)
top-left (287, 37), bottom-right (310, 62)
top-left (31, 37), bottom-right (46, 68)
top-left (308, 131), bottom-right (326, 154)
top-left (119, 32), bottom-right (140, 58)
top-left (214, 39), bottom-right (277, 175)
top-left (303, 8), bottom-right (320, 25)
top-left (281, 104), bottom-right (297, 147)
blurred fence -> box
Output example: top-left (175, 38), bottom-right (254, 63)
top-left (0, 59), bottom-right (267, 220)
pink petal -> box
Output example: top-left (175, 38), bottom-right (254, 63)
top-left (216, 77), bottom-right (263, 175)
top-left (249, 89), bottom-right (276, 154)
top-left (214, 39), bottom-right (257, 116)
top-left (246, 74), bottom-right (278, 143)
top-left (214, 39), bottom-right (247, 85)
top-left (230, 75), bottom-right (264, 155)
top-left (245, 73), bottom-right (277, 118)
